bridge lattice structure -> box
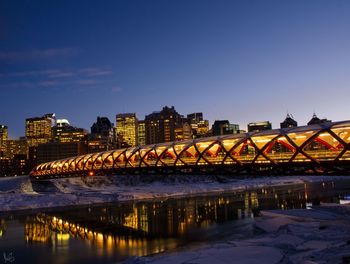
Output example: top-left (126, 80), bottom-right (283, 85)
top-left (30, 121), bottom-right (350, 178)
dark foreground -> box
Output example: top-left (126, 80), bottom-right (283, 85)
top-left (0, 179), bottom-right (350, 263)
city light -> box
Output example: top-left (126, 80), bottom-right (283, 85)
top-left (31, 120), bottom-right (350, 178)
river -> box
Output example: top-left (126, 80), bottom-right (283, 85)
top-left (1, 179), bottom-right (350, 263)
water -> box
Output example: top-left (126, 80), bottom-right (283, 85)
top-left (1, 179), bottom-right (350, 263)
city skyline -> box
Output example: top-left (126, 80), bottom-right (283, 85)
top-left (0, 107), bottom-right (328, 140)
top-left (1, 0), bottom-right (350, 138)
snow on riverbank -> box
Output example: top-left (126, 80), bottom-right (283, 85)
top-left (0, 175), bottom-right (348, 212)
top-left (52, 174), bottom-right (349, 201)
top-left (131, 204), bottom-right (350, 264)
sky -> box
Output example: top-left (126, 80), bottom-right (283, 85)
top-left (1, 0), bottom-right (350, 138)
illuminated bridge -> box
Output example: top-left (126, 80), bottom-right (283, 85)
top-left (30, 120), bottom-right (350, 179)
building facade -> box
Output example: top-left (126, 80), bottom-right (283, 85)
top-left (187, 113), bottom-right (203, 123)
top-left (25, 114), bottom-right (55, 147)
top-left (280, 113), bottom-right (298, 128)
top-left (6, 137), bottom-right (28, 159)
top-left (0, 125), bottom-right (8, 157)
top-left (212, 120), bottom-right (239, 136)
top-left (90, 117), bottom-right (114, 152)
top-left (307, 113), bottom-right (331, 126)
top-left (138, 120), bottom-right (146, 146)
top-left (174, 122), bottom-right (193, 141)
top-left (187, 113), bottom-right (210, 138)
top-left (247, 121), bottom-right (272, 132)
top-left (116, 113), bottom-right (138, 147)
top-left (53, 119), bottom-right (88, 143)
top-left (36, 142), bottom-right (88, 164)
top-left (145, 106), bottom-right (183, 144)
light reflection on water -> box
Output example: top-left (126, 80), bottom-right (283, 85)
top-left (1, 180), bottom-right (350, 263)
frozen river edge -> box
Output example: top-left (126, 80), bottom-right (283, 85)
top-left (1, 175), bottom-right (350, 263)
top-left (0, 175), bottom-right (348, 213)
top-left (135, 204), bottom-right (350, 264)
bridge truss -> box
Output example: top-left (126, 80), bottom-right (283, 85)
top-left (30, 121), bottom-right (350, 179)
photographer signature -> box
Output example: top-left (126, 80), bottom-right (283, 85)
top-left (3, 252), bottom-right (15, 263)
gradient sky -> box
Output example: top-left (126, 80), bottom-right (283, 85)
top-left (1, 0), bottom-right (350, 138)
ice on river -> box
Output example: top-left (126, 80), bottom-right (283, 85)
top-left (0, 174), bottom-right (348, 212)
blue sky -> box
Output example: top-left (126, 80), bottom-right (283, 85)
top-left (1, 0), bottom-right (350, 138)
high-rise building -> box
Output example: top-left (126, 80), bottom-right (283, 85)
top-left (212, 120), bottom-right (239, 136)
top-left (145, 106), bottom-right (183, 144)
top-left (25, 114), bottom-right (55, 147)
top-left (175, 122), bottom-right (193, 141)
top-left (52, 119), bottom-right (88, 143)
top-left (36, 142), bottom-right (87, 164)
top-left (187, 113), bottom-right (203, 123)
top-left (6, 137), bottom-right (28, 159)
top-left (52, 119), bottom-right (70, 141)
top-left (91, 117), bottom-right (114, 138)
top-left (0, 125), bottom-right (8, 157)
top-left (307, 113), bottom-right (331, 126)
top-left (196, 120), bottom-right (210, 136)
top-left (11, 154), bottom-right (29, 176)
top-left (90, 117), bottom-right (114, 152)
top-left (138, 120), bottom-right (146, 146)
top-left (247, 121), bottom-right (272, 132)
top-left (59, 129), bottom-right (88, 143)
top-left (0, 157), bottom-right (11, 176)
top-left (187, 113), bottom-right (210, 138)
top-left (280, 113), bottom-right (298, 128)
top-left (116, 113), bottom-right (138, 147)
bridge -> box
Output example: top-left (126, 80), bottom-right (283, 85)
top-left (30, 120), bottom-right (350, 179)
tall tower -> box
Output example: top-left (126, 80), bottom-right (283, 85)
top-left (25, 114), bottom-right (55, 147)
top-left (145, 106), bottom-right (183, 144)
top-left (89, 116), bottom-right (114, 152)
top-left (116, 113), bottom-right (138, 147)
top-left (0, 125), bottom-right (8, 157)
top-left (138, 120), bottom-right (146, 146)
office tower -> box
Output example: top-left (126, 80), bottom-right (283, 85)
top-left (138, 120), bottom-right (146, 146)
top-left (247, 121), bottom-right (272, 132)
top-left (175, 122), bottom-right (193, 141)
top-left (0, 125), bottom-right (8, 157)
top-left (91, 117), bottom-right (114, 138)
top-left (195, 120), bottom-right (210, 137)
top-left (11, 154), bottom-right (29, 176)
top-left (52, 119), bottom-right (88, 143)
top-left (36, 142), bottom-right (88, 164)
top-left (187, 112), bottom-right (210, 138)
top-left (187, 113), bottom-right (203, 123)
top-left (212, 120), bottom-right (239, 136)
top-left (116, 113), bottom-right (138, 147)
top-left (25, 114), bottom-right (55, 147)
top-left (6, 137), bottom-right (28, 159)
top-left (145, 106), bottom-right (183, 144)
top-left (52, 119), bottom-right (70, 141)
top-left (90, 117), bottom-right (114, 152)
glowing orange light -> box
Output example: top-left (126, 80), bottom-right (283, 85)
top-left (88, 171), bottom-right (94, 176)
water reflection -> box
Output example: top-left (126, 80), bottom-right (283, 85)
top-left (1, 180), bottom-right (350, 263)
top-left (0, 219), bottom-right (6, 237)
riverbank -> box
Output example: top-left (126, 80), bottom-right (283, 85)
top-left (134, 203), bottom-right (350, 264)
top-left (0, 175), bottom-right (348, 212)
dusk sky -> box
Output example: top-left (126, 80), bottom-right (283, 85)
top-left (1, 0), bottom-right (350, 138)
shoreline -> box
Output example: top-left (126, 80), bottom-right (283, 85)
top-left (137, 203), bottom-right (350, 264)
top-left (0, 175), bottom-right (349, 214)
